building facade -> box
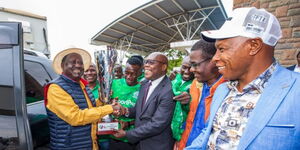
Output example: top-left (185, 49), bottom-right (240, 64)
top-left (0, 7), bottom-right (50, 57)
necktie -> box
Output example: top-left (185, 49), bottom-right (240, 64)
top-left (141, 81), bottom-right (152, 109)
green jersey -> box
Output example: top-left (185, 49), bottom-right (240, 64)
top-left (171, 74), bottom-right (193, 141)
top-left (137, 72), bottom-right (145, 82)
top-left (91, 82), bottom-right (100, 100)
top-left (111, 78), bottom-right (140, 142)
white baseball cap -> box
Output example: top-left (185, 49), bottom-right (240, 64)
top-left (201, 7), bottom-right (282, 46)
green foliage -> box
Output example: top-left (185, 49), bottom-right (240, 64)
top-left (164, 49), bottom-right (187, 74)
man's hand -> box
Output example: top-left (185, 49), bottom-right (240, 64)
top-left (113, 129), bottom-right (126, 138)
top-left (119, 120), bottom-right (129, 130)
top-left (111, 102), bottom-right (121, 117)
top-left (119, 106), bottom-right (127, 116)
top-left (173, 92), bottom-right (191, 104)
top-left (111, 97), bottom-right (118, 105)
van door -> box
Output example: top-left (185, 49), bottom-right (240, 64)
top-left (0, 22), bottom-right (33, 149)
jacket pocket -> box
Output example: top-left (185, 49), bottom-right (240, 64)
top-left (264, 124), bottom-right (295, 136)
top-left (266, 124), bottom-right (295, 128)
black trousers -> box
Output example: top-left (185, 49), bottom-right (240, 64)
top-left (109, 139), bottom-right (136, 150)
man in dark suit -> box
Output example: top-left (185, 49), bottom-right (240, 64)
top-left (113, 52), bottom-right (176, 150)
top-left (287, 51), bottom-right (300, 73)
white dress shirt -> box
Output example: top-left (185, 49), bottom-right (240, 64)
top-left (294, 65), bottom-right (300, 73)
top-left (145, 75), bottom-right (165, 103)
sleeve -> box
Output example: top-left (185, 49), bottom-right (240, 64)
top-left (184, 127), bottom-right (208, 150)
top-left (126, 88), bottom-right (175, 143)
top-left (172, 75), bottom-right (182, 96)
top-left (128, 105), bottom-right (136, 118)
top-left (46, 84), bottom-right (113, 126)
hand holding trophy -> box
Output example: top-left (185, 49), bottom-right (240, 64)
top-left (95, 46), bottom-right (120, 135)
top-left (111, 98), bottom-right (121, 117)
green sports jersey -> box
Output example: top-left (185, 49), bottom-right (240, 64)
top-left (171, 74), bottom-right (193, 141)
top-left (111, 78), bottom-right (140, 142)
top-left (137, 72), bottom-right (145, 82)
top-left (91, 82), bottom-right (100, 100)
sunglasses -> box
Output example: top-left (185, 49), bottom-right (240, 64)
top-left (144, 59), bottom-right (166, 65)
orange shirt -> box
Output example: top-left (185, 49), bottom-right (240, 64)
top-left (178, 77), bottom-right (226, 150)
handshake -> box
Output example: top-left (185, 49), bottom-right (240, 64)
top-left (110, 98), bottom-right (128, 117)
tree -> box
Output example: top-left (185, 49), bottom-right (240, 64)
top-left (164, 49), bottom-right (187, 74)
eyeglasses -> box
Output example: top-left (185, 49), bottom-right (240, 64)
top-left (190, 58), bottom-right (211, 68)
top-left (144, 59), bottom-right (166, 65)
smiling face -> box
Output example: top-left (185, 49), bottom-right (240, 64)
top-left (213, 36), bottom-right (252, 81)
top-left (144, 53), bottom-right (168, 81)
top-left (124, 64), bottom-right (139, 86)
top-left (114, 66), bottom-right (123, 79)
top-left (62, 53), bottom-right (84, 81)
top-left (84, 65), bottom-right (97, 84)
top-left (180, 57), bottom-right (194, 81)
top-left (189, 50), bottom-right (219, 84)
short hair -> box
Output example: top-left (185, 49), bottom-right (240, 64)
top-left (191, 39), bottom-right (216, 58)
top-left (127, 56), bottom-right (143, 67)
top-left (297, 51), bottom-right (300, 58)
top-left (131, 55), bottom-right (144, 64)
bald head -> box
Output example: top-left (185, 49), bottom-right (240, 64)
top-left (148, 52), bottom-right (168, 65)
top-left (144, 52), bottom-right (169, 80)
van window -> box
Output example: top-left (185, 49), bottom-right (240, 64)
top-left (24, 61), bottom-right (51, 104)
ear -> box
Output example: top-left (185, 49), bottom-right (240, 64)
top-left (248, 38), bottom-right (263, 56)
top-left (162, 64), bottom-right (167, 71)
top-left (61, 63), bottom-right (64, 71)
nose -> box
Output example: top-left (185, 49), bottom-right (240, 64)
top-left (144, 63), bottom-right (150, 68)
top-left (190, 66), bottom-right (195, 73)
top-left (184, 68), bottom-right (190, 74)
top-left (85, 70), bottom-right (91, 75)
top-left (74, 60), bottom-right (83, 67)
top-left (212, 50), bottom-right (220, 64)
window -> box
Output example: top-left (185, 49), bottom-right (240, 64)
top-left (0, 49), bottom-right (19, 149)
top-left (24, 61), bottom-right (51, 104)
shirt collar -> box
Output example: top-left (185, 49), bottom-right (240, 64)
top-left (92, 81), bottom-right (100, 91)
top-left (150, 75), bottom-right (165, 87)
top-left (227, 61), bottom-right (277, 93)
top-left (203, 75), bottom-right (222, 88)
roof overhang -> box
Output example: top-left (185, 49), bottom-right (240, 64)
top-left (91, 0), bottom-right (227, 55)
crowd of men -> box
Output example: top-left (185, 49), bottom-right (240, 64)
top-left (45, 7), bottom-right (300, 150)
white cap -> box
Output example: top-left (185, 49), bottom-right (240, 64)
top-left (201, 7), bottom-right (282, 46)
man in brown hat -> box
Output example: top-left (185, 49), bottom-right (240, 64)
top-left (44, 48), bottom-right (120, 150)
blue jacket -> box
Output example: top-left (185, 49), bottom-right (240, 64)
top-left (46, 75), bottom-right (96, 150)
top-left (186, 65), bottom-right (300, 150)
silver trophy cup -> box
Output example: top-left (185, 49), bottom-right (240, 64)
top-left (94, 46), bottom-right (118, 104)
top-left (95, 46), bottom-right (119, 135)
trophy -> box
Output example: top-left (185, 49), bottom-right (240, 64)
top-left (94, 46), bottom-right (119, 135)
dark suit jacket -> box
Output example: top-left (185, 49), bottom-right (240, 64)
top-left (126, 76), bottom-right (175, 150)
top-left (287, 65), bottom-right (296, 71)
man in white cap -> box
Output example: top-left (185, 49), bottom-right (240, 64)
top-left (186, 7), bottom-right (300, 150)
top-left (44, 48), bottom-right (120, 150)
